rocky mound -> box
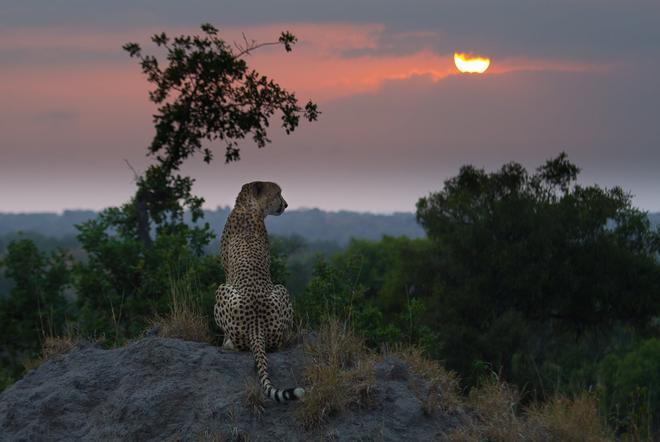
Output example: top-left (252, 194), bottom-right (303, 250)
top-left (0, 337), bottom-right (462, 441)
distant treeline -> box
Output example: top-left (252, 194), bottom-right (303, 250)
top-left (0, 208), bottom-right (425, 245)
top-left (0, 211), bottom-right (97, 238)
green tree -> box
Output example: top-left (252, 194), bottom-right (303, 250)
top-left (598, 338), bottom-right (660, 437)
top-left (416, 153), bottom-right (660, 387)
top-left (121, 23), bottom-right (318, 243)
top-left (74, 24), bottom-right (318, 341)
top-left (74, 212), bottom-right (224, 340)
top-left (297, 236), bottom-right (438, 348)
top-left (0, 239), bottom-right (72, 377)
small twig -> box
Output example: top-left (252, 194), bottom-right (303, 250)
top-left (234, 39), bottom-right (284, 58)
top-left (123, 159), bottom-right (140, 182)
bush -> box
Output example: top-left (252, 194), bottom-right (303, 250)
top-left (598, 338), bottom-right (660, 438)
top-left (416, 154), bottom-right (660, 389)
top-left (295, 237), bottom-right (438, 351)
top-left (0, 239), bottom-right (73, 380)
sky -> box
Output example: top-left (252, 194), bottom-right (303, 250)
top-left (1, 1), bottom-right (659, 213)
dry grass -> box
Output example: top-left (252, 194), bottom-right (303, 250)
top-left (393, 346), bottom-right (462, 415)
top-left (151, 308), bottom-right (210, 343)
top-left (197, 431), bottom-right (229, 442)
top-left (461, 377), bottom-right (527, 441)
top-left (283, 317), bottom-right (307, 348)
top-left (23, 334), bottom-right (78, 371)
top-left (244, 378), bottom-right (265, 419)
top-left (150, 275), bottom-right (211, 344)
top-left (296, 323), bottom-right (611, 440)
top-left (447, 376), bottom-right (613, 442)
top-left (297, 318), bottom-right (377, 429)
top-left (525, 393), bottom-right (612, 442)
top-left (41, 335), bottom-right (77, 359)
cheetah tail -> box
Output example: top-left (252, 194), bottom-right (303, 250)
top-left (250, 333), bottom-right (305, 402)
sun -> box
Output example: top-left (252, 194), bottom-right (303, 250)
top-left (454, 52), bottom-right (491, 74)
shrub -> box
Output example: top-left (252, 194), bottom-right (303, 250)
top-left (598, 338), bottom-right (660, 438)
top-left (0, 367), bottom-right (15, 392)
top-left (0, 239), bottom-right (73, 379)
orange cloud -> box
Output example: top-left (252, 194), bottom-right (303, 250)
top-left (215, 23), bottom-right (604, 100)
top-left (0, 22), bottom-right (605, 112)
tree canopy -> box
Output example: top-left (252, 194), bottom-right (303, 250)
top-left (121, 24), bottom-right (319, 242)
top-left (415, 153), bottom-right (660, 382)
top-left (67, 24), bottom-right (320, 347)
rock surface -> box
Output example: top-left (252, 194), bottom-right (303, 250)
top-left (0, 337), bottom-right (461, 441)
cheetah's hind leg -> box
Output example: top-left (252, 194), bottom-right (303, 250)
top-left (270, 284), bottom-right (295, 348)
top-left (214, 283), bottom-right (238, 350)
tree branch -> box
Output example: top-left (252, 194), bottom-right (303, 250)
top-left (234, 40), bottom-right (283, 58)
top-left (123, 159), bottom-right (140, 182)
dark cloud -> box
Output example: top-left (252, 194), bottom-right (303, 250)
top-left (3, 1), bottom-right (659, 61)
top-left (340, 29), bottom-right (441, 59)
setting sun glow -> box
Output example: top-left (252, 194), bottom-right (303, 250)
top-left (454, 52), bottom-right (491, 74)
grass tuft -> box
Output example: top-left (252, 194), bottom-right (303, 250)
top-left (197, 431), bottom-right (228, 442)
top-left (446, 375), bottom-right (525, 441)
top-left (297, 317), bottom-right (376, 429)
top-left (150, 274), bottom-right (211, 343)
top-left (244, 378), bottom-right (265, 419)
top-left (393, 345), bottom-right (462, 415)
top-left (447, 375), bottom-right (614, 441)
top-left (525, 393), bottom-right (612, 442)
top-left (23, 334), bottom-right (78, 371)
top-left (41, 335), bottom-right (77, 360)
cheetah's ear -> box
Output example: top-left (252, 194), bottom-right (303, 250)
top-left (253, 181), bottom-right (264, 197)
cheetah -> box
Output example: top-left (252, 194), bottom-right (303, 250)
top-left (214, 181), bottom-right (304, 402)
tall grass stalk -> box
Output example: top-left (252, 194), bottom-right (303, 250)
top-left (150, 268), bottom-right (211, 343)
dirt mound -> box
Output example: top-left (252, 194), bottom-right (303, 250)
top-left (0, 337), bottom-right (461, 441)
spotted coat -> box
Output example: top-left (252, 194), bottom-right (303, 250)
top-left (214, 181), bottom-right (303, 402)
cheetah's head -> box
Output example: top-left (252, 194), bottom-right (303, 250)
top-left (238, 181), bottom-right (288, 216)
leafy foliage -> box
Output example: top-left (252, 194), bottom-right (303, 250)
top-left (124, 24), bottom-right (318, 166)
top-left (68, 23), bottom-right (320, 342)
top-left (293, 154), bottom-right (660, 436)
top-left (598, 338), bottom-right (660, 438)
top-left (1, 146), bottom-right (658, 437)
top-left (296, 236), bottom-right (438, 349)
top-left (0, 24), bottom-right (319, 379)
top-left (416, 153), bottom-right (660, 384)
top-left (73, 210), bottom-right (223, 341)
top-left (0, 240), bottom-right (72, 378)
top-left (122, 23), bottom-right (318, 231)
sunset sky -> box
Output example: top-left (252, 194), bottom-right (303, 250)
top-left (2, 1), bottom-right (659, 213)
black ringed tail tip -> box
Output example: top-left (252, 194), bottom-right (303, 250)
top-left (267, 386), bottom-right (305, 402)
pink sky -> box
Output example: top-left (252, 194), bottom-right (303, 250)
top-left (2, 5), bottom-right (659, 213)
